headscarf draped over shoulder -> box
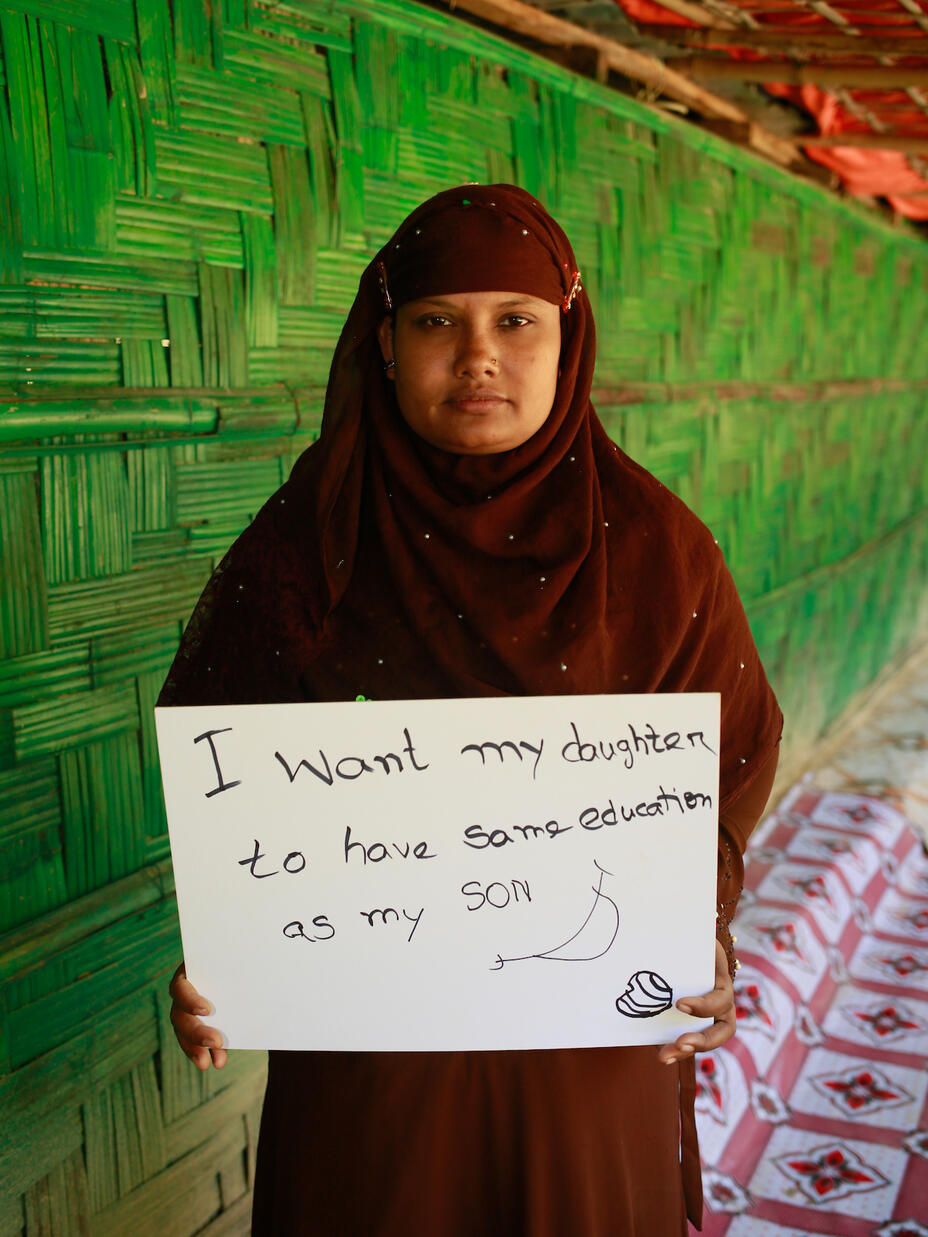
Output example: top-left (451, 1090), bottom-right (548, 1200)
top-left (160, 183), bottom-right (781, 811)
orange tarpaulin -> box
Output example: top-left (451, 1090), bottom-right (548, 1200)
top-left (615, 0), bottom-right (928, 219)
top-left (765, 83), bottom-right (928, 220)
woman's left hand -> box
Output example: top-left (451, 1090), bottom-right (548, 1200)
top-left (657, 939), bottom-right (736, 1065)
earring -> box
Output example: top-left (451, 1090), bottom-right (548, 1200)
top-left (384, 359), bottom-right (395, 372)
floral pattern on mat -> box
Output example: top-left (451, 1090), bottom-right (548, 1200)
top-left (694, 787), bottom-right (928, 1234)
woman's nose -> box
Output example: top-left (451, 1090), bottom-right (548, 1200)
top-left (455, 329), bottom-right (499, 376)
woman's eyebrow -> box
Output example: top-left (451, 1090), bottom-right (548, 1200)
top-left (414, 296), bottom-right (539, 310)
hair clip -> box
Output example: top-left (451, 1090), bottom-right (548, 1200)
top-left (562, 270), bottom-right (582, 313)
top-left (376, 260), bottom-right (393, 311)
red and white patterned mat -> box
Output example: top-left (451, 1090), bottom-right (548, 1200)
top-left (694, 788), bottom-right (928, 1235)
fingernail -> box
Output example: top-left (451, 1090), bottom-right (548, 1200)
top-left (678, 1003), bottom-right (693, 1014)
top-left (195, 1004), bottom-right (209, 1015)
top-left (665, 1056), bottom-right (677, 1065)
top-left (680, 1044), bottom-right (694, 1054)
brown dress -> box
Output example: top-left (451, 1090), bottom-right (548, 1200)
top-left (159, 185), bottom-right (782, 1235)
top-left (254, 1047), bottom-right (688, 1235)
top-left (248, 744), bottom-right (777, 1237)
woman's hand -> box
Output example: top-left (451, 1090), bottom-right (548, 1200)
top-left (168, 961), bottom-right (228, 1070)
top-left (658, 939), bottom-right (736, 1066)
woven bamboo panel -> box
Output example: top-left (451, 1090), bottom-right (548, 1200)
top-left (1, 0), bottom-right (927, 1233)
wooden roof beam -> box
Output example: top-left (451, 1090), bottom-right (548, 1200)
top-left (436, 0), bottom-right (798, 166)
top-left (616, 0), bottom-right (726, 25)
top-left (680, 56), bottom-right (928, 88)
top-left (803, 131), bottom-right (928, 152)
top-left (637, 23), bottom-right (928, 55)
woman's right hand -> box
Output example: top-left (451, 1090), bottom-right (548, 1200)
top-left (168, 961), bottom-right (228, 1070)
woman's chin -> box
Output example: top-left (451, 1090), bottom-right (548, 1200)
top-left (420, 419), bottom-right (530, 456)
top-left (434, 435), bottom-right (516, 456)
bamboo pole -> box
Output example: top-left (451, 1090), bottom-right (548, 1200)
top-left (7, 377), bottom-right (928, 408)
top-left (592, 376), bottom-right (928, 404)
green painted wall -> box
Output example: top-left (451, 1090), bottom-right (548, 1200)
top-left (1, 0), bottom-right (926, 1231)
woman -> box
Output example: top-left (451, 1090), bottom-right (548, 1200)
top-left (165, 183), bottom-right (781, 1234)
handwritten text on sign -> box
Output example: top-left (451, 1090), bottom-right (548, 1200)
top-left (155, 694), bottom-right (720, 1052)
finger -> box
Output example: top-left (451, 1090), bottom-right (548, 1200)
top-left (183, 1040), bottom-right (212, 1070)
top-left (675, 1018), bottom-right (737, 1055)
top-left (170, 1004), bottom-right (222, 1046)
top-left (170, 1029), bottom-right (214, 1078)
top-left (169, 965), bottom-right (211, 1016)
top-left (677, 967), bottom-right (733, 1010)
top-left (659, 1018), bottom-right (736, 1064)
top-left (677, 988), bottom-right (733, 1020)
top-left (167, 963), bottom-right (226, 1068)
top-left (672, 938), bottom-right (734, 1011)
top-left (659, 1001), bottom-right (737, 1063)
top-left (168, 960), bottom-right (186, 997)
top-left (658, 1040), bottom-right (696, 1065)
top-left (169, 1004), bottom-right (223, 1063)
top-left (673, 1004), bottom-right (737, 1053)
top-left (172, 1019), bottom-right (227, 1068)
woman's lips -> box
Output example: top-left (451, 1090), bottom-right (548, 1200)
top-left (447, 393), bottom-right (508, 412)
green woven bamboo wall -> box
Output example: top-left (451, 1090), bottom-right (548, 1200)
top-left (1, 0), bottom-right (927, 1232)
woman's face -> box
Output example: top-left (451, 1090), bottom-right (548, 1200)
top-left (377, 291), bottom-right (561, 455)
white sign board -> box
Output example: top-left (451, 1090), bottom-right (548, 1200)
top-left (155, 693), bottom-right (720, 1052)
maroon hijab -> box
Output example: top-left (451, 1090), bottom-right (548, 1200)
top-left (160, 184), bottom-right (780, 811)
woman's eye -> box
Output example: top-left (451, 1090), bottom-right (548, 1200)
top-left (414, 313), bottom-right (532, 329)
